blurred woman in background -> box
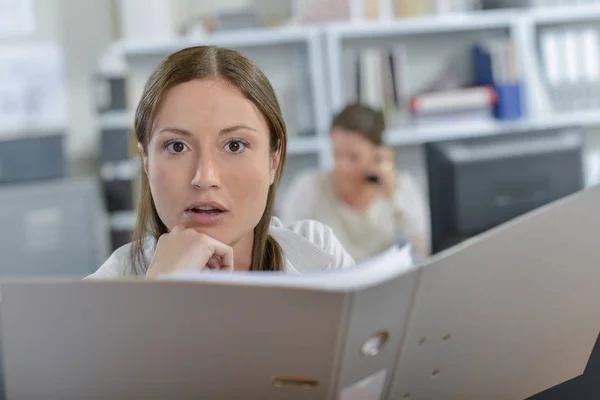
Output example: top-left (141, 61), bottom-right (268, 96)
top-left (281, 103), bottom-right (430, 262)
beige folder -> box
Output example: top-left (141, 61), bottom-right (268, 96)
top-left (0, 186), bottom-right (599, 399)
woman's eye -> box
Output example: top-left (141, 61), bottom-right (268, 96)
top-left (166, 141), bottom-right (188, 154)
top-left (225, 140), bottom-right (247, 154)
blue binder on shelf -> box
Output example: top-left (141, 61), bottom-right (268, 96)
top-left (474, 42), bottom-right (524, 120)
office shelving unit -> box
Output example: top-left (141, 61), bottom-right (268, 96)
top-left (529, 3), bottom-right (600, 25)
top-left (326, 7), bottom-right (600, 144)
top-left (385, 110), bottom-right (600, 146)
top-left (95, 5), bottom-right (600, 240)
top-left (323, 5), bottom-right (600, 192)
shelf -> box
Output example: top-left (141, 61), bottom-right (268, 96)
top-left (327, 9), bottom-right (516, 39)
top-left (530, 4), bottom-right (600, 25)
top-left (327, 6), bottom-right (600, 40)
top-left (286, 136), bottom-right (324, 156)
top-left (119, 26), bottom-right (317, 57)
top-left (111, 6), bottom-right (600, 58)
top-left (386, 110), bottom-right (600, 146)
top-left (0, 124), bottom-right (66, 141)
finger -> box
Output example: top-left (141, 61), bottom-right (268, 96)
top-left (221, 263), bottom-right (234, 272)
top-left (207, 255), bottom-right (233, 272)
top-left (170, 225), bottom-right (185, 233)
top-left (195, 234), bottom-right (235, 270)
top-left (206, 256), bottom-right (221, 270)
top-left (204, 238), bottom-right (234, 270)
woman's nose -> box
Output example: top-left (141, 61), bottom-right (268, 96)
top-left (190, 153), bottom-right (220, 189)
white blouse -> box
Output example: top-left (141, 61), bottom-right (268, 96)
top-left (87, 217), bottom-right (356, 279)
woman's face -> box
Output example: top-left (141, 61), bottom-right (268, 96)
top-left (141, 78), bottom-right (280, 247)
top-left (331, 127), bottom-right (376, 187)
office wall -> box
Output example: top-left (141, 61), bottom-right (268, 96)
top-left (59, 0), bottom-right (115, 173)
top-left (0, 0), bottom-right (115, 174)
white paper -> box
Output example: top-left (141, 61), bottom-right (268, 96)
top-left (165, 243), bottom-right (415, 292)
top-left (0, 0), bottom-right (34, 37)
top-left (340, 369), bottom-right (388, 400)
top-left (0, 43), bottom-right (68, 135)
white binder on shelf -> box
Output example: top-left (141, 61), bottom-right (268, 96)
top-left (1, 187), bottom-right (599, 399)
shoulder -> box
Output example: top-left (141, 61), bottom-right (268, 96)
top-left (396, 171), bottom-right (420, 192)
top-left (279, 169), bottom-right (329, 224)
top-left (270, 217), bottom-right (355, 273)
top-left (85, 243), bottom-right (135, 279)
top-left (393, 171), bottom-right (426, 207)
top-left (86, 238), bottom-right (155, 279)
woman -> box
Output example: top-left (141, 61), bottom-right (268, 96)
top-left (89, 46), bottom-right (356, 278)
top-left (280, 104), bottom-right (430, 262)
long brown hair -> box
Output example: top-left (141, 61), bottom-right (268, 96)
top-left (129, 46), bottom-right (287, 274)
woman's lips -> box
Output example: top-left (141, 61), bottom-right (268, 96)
top-left (184, 209), bottom-right (228, 225)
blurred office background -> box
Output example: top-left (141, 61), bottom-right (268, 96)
top-left (1, 0), bottom-right (600, 276)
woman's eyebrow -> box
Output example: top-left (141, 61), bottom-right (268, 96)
top-left (157, 125), bottom-right (257, 136)
top-left (219, 125), bottom-right (257, 135)
top-left (158, 127), bottom-right (193, 136)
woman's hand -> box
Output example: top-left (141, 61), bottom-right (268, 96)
top-left (146, 225), bottom-right (234, 279)
top-left (373, 146), bottom-right (396, 199)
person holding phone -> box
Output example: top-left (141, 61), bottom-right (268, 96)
top-left (88, 46), bottom-right (361, 279)
top-left (280, 103), bottom-right (430, 262)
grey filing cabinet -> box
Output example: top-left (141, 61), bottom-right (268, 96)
top-left (0, 134), bottom-right (65, 184)
top-left (0, 177), bottom-right (110, 277)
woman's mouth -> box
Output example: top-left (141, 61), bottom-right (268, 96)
top-left (189, 206), bottom-right (223, 215)
top-left (184, 202), bottom-right (228, 225)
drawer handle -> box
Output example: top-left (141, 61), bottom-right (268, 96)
top-left (272, 376), bottom-right (319, 389)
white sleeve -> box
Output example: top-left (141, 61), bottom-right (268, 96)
top-left (278, 218), bottom-right (356, 270)
top-left (85, 251), bottom-right (130, 279)
top-left (304, 221), bottom-right (356, 269)
top-left (278, 170), bottom-right (319, 226)
top-left (393, 172), bottom-right (431, 257)
top-left (85, 243), bottom-right (137, 279)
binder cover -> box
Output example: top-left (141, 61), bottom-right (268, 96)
top-left (1, 187), bottom-right (599, 399)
